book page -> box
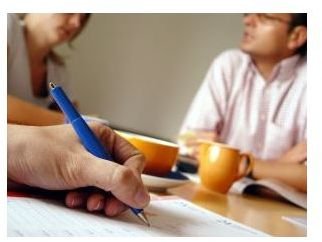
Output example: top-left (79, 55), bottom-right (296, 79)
top-left (229, 178), bottom-right (307, 209)
top-left (8, 196), bottom-right (268, 236)
top-left (229, 177), bottom-right (255, 194)
top-left (255, 179), bottom-right (307, 209)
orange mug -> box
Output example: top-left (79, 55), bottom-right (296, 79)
top-left (198, 141), bottom-right (253, 193)
top-left (116, 131), bottom-right (179, 176)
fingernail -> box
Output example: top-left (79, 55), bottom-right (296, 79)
top-left (71, 196), bottom-right (83, 207)
top-left (92, 200), bottom-right (104, 211)
top-left (135, 189), bottom-right (149, 206)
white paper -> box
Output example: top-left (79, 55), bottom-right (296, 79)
top-left (8, 196), bottom-right (268, 236)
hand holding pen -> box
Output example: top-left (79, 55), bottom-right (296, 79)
top-left (49, 82), bottom-right (150, 225)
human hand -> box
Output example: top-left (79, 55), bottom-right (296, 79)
top-left (8, 123), bottom-right (150, 216)
top-left (178, 130), bottom-right (217, 160)
top-left (277, 141), bottom-right (307, 164)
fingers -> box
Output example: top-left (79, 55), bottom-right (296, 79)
top-left (278, 141), bottom-right (307, 164)
top-left (72, 123), bottom-right (149, 213)
top-left (86, 193), bottom-right (127, 216)
top-left (65, 190), bottom-right (88, 208)
top-left (89, 123), bottom-right (146, 173)
top-left (108, 165), bottom-right (150, 208)
top-left (104, 196), bottom-right (128, 217)
top-left (87, 193), bottom-right (105, 212)
top-left (178, 130), bottom-right (217, 160)
top-left (65, 190), bottom-right (128, 217)
top-left (79, 156), bottom-right (150, 209)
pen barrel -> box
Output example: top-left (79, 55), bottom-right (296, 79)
top-left (50, 85), bottom-right (113, 161)
top-left (49, 84), bottom-right (145, 219)
top-left (50, 86), bottom-right (80, 122)
top-left (72, 117), bottom-right (113, 161)
top-left (131, 207), bottom-right (143, 214)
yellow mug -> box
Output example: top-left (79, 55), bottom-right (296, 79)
top-left (116, 131), bottom-right (179, 176)
top-left (198, 141), bottom-right (253, 193)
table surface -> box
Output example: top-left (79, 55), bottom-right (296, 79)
top-left (167, 182), bottom-right (306, 236)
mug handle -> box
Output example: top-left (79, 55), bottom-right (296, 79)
top-left (235, 153), bottom-right (254, 181)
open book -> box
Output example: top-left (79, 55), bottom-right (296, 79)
top-left (229, 177), bottom-right (307, 209)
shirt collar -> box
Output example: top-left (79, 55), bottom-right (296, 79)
top-left (247, 54), bottom-right (302, 82)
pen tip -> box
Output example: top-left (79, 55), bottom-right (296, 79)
top-left (138, 212), bottom-right (150, 227)
top-left (49, 82), bottom-right (56, 89)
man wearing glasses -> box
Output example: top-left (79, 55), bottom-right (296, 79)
top-left (179, 14), bottom-right (307, 192)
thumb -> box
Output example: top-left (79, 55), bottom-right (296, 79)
top-left (79, 156), bottom-right (150, 209)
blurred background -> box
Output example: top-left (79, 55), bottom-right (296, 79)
top-left (57, 13), bottom-right (243, 141)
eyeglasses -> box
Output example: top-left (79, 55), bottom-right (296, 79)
top-left (244, 13), bottom-right (291, 25)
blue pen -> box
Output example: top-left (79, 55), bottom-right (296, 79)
top-left (49, 82), bottom-right (150, 226)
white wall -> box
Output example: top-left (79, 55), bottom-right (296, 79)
top-left (58, 13), bottom-right (243, 141)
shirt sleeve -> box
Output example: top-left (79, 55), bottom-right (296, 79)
top-left (179, 51), bottom-right (232, 135)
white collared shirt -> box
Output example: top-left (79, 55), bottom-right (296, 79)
top-left (180, 49), bottom-right (306, 160)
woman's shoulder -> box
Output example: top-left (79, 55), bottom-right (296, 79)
top-left (7, 14), bottom-right (24, 46)
top-left (7, 13), bottom-right (19, 25)
top-left (7, 14), bottom-right (22, 33)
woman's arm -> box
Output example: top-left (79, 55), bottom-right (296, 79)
top-left (8, 95), bottom-right (65, 126)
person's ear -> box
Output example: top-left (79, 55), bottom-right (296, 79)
top-left (287, 26), bottom-right (307, 51)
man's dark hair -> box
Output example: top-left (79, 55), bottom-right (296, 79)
top-left (289, 13), bottom-right (307, 57)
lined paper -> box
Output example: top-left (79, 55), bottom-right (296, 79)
top-left (8, 196), bottom-right (268, 236)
